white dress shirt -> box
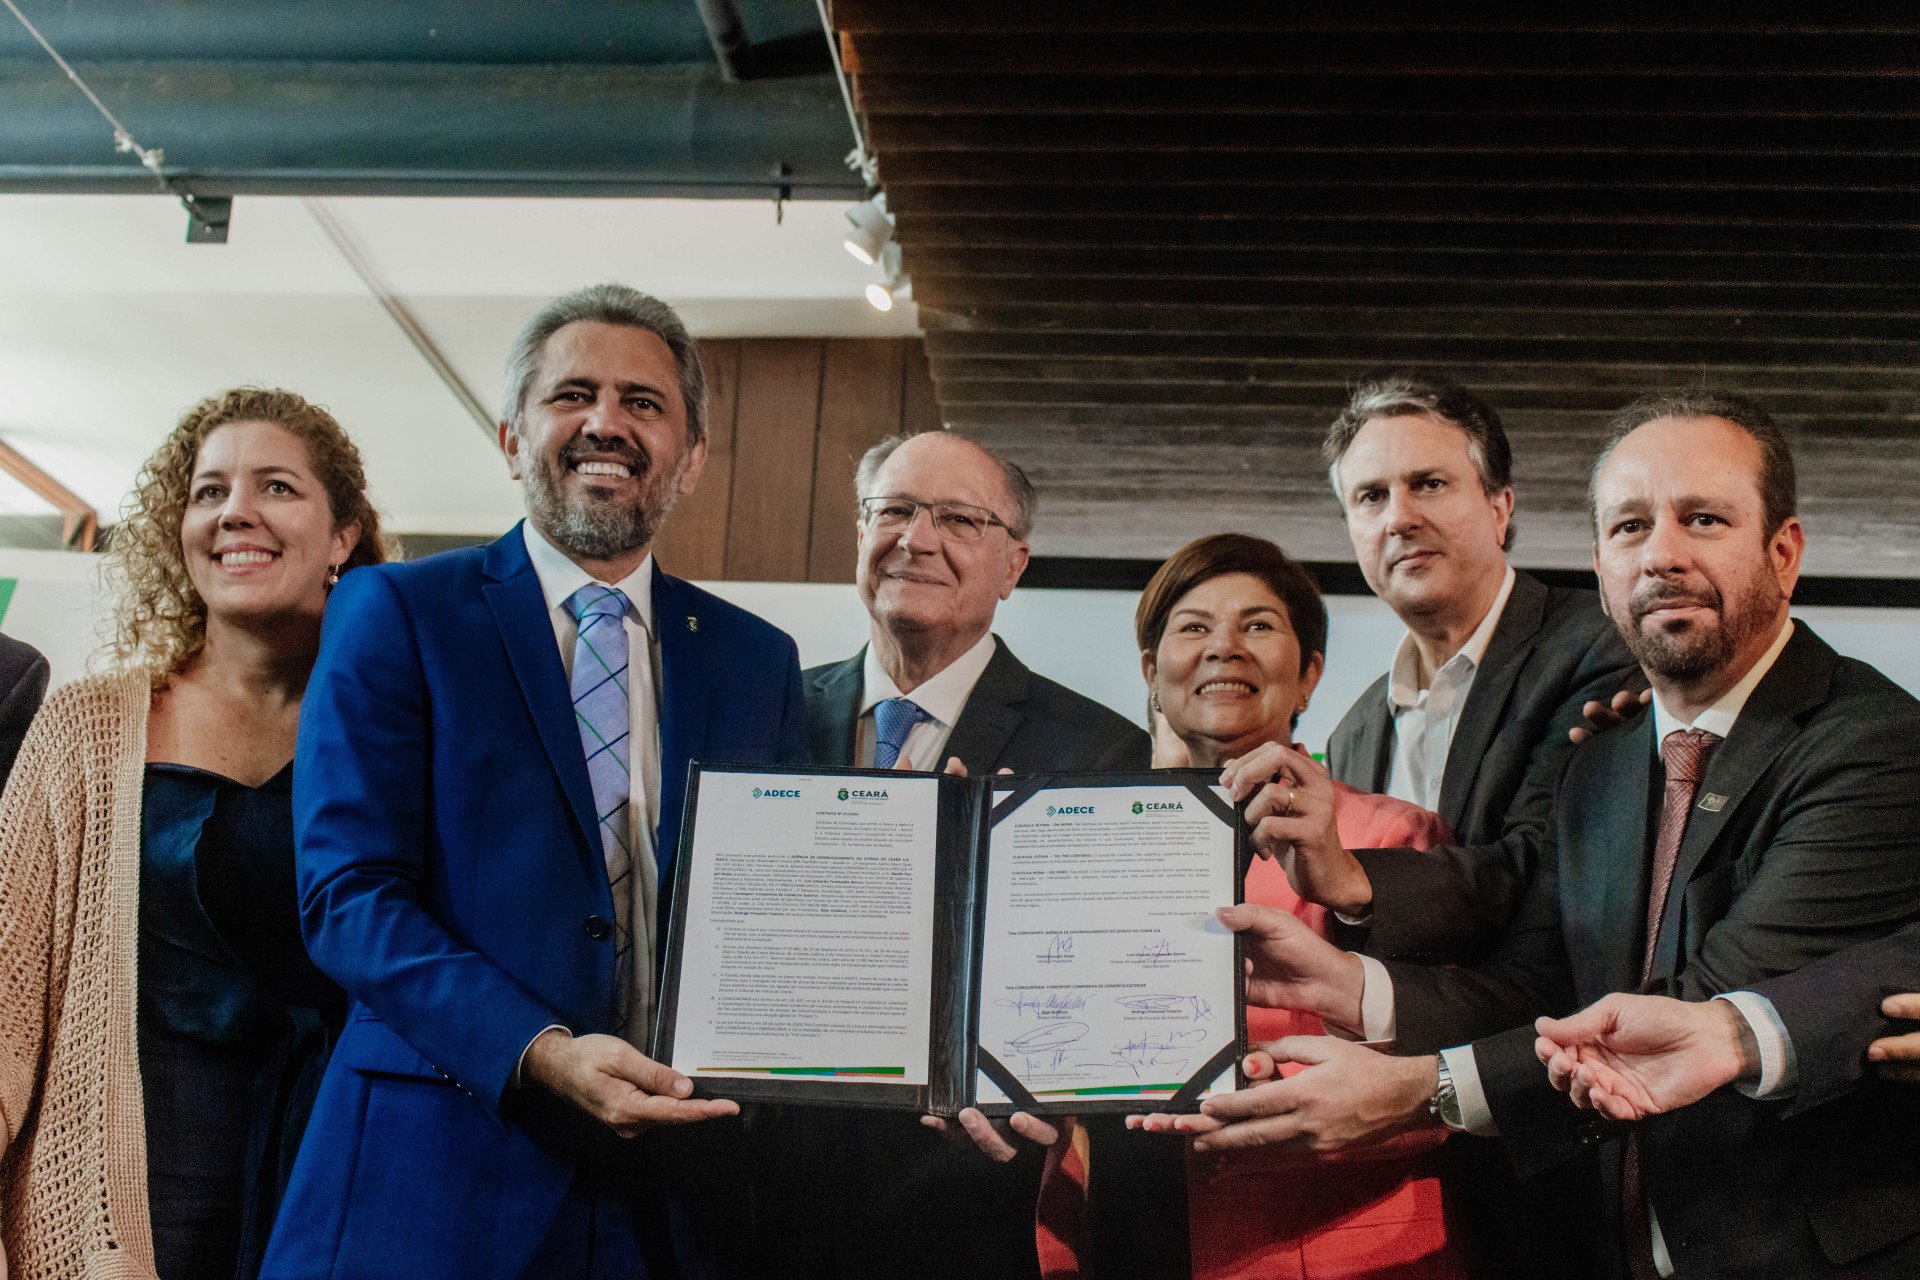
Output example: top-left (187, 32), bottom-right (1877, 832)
top-left (1385, 566), bottom-right (1517, 811)
top-left (523, 522), bottom-right (663, 1046)
top-left (856, 631), bottom-right (998, 771)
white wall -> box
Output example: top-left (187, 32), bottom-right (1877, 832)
top-left (694, 580), bottom-right (1407, 753)
top-left (701, 584), bottom-right (1920, 751)
top-left (12, 547), bottom-right (1916, 754)
top-left (0, 548), bottom-right (111, 688)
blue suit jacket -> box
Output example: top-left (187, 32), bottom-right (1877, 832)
top-left (263, 526), bottom-right (806, 1280)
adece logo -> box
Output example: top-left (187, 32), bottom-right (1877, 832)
top-left (753, 786), bottom-right (800, 799)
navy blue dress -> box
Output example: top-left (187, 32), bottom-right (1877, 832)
top-left (138, 762), bottom-right (344, 1280)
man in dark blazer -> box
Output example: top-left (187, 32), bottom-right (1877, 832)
top-left (0, 631), bottom-right (50, 789)
top-left (1192, 393), bottom-right (1920, 1278)
top-left (805, 431), bottom-right (1145, 781)
top-left (1323, 372), bottom-right (1639, 942)
top-left (264, 286), bottom-right (807, 1280)
top-left (1320, 373), bottom-right (1639, 1272)
top-left (775, 430), bottom-right (1148, 1280)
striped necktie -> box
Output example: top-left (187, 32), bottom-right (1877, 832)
top-left (567, 584), bottom-right (635, 1026)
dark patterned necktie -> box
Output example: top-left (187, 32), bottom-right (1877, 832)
top-left (1624, 727), bottom-right (1721, 1280)
top-left (1641, 729), bottom-right (1721, 981)
top-left (872, 696), bottom-right (927, 770)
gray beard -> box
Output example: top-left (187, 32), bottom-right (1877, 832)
top-left (523, 453), bottom-right (682, 561)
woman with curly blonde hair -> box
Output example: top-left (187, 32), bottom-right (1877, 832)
top-left (0, 388), bottom-right (386, 1280)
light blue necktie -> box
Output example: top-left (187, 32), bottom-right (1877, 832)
top-left (872, 696), bottom-right (927, 770)
top-left (567, 584), bottom-right (634, 1021)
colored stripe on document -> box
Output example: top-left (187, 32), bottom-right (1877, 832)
top-left (700, 1066), bottom-right (908, 1078)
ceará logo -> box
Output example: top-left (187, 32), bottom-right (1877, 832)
top-left (753, 786), bottom-right (801, 799)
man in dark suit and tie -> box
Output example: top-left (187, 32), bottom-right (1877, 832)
top-left (0, 631), bottom-right (50, 789)
top-left (779, 429), bottom-right (1148, 1280)
top-left (264, 284), bottom-right (807, 1280)
top-left (1187, 391), bottom-right (1920, 1278)
top-left (805, 430), bottom-right (1145, 782)
top-left (1317, 374), bottom-right (1640, 1271)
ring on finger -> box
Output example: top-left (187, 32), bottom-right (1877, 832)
top-left (1280, 784), bottom-right (1296, 817)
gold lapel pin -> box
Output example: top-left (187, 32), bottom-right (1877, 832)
top-left (1698, 793), bottom-right (1727, 812)
top-left (687, 615), bottom-right (699, 632)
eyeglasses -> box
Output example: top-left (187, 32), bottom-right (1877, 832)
top-left (858, 496), bottom-right (1013, 543)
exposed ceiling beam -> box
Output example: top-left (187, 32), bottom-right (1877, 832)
top-left (0, 437), bottom-right (98, 551)
top-left (0, 61), bottom-right (862, 198)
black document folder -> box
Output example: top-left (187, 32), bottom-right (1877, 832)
top-left (654, 764), bottom-right (1247, 1116)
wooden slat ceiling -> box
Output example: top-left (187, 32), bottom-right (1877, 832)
top-left (830, 4), bottom-right (1920, 577)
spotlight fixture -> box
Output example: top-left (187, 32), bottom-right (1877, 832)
top-left (865, 241), bottom-right (910, 312)
top-left (842, 192), bottom-right (892, 266)
top-left (866, 275), bottom-right (913, 313)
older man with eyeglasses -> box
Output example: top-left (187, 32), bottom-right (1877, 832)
top-left (802, 431), bottom-right (1143, 782)
top-left (758, 429), bottom-right (1147, 1280)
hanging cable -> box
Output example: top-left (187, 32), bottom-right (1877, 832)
top-left (813, 0), bottom-right (874, 186)
top-left (1, 0), bottom-right (230, 239)
top-left (1, 0), bottom-right (166, 184)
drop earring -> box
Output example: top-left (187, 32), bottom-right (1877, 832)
top-left (326, 563), bottom-right (341, 590)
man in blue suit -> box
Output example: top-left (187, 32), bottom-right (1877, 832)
top-left (265, 284), bottom-right (807, 1279)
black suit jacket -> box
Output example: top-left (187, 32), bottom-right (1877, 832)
top-left (1390, 623), bottom-right (1920, 1277)
top-left (1330, 573), bottom-right (1639, 1278)
top-left (0, 632), bottom-right (50, 791)
top-left (1330, 571), bottom-right (1641, 952)
top-left (804, 633), bottom-right (1150, 775)
top-left (768, 636), bottom-right (1150, 1280)
top-left (1754, 921), bottom-right (1920, 1112)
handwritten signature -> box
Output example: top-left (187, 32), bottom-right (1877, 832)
top-left (1020, 1048), bottom-right (1105, 1072)
top-left (1110, 1028), bottom-right (1208, 1074)
top-left (1138, 939), bottom-right (1174, 964)
top-left (994, 991), bottom-right (1093, 1016)
top-left (1042, 933), bottom-right (1075, 962)
top-left (1115, 994), bottom-right (1215, 1020)
top-left (1007, 1022), bottom-right (1088, 1054)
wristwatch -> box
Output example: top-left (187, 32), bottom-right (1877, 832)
top-left (1430, 1057), bottom-right (1468, 1132)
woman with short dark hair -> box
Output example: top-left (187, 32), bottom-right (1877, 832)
top-left (1037, 532), bottom-right (1464, 1280)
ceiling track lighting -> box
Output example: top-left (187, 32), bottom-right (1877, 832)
top-left (842, 191), bottom-right (893, 266)
top-left (866, 241), bottom-right (910, 313)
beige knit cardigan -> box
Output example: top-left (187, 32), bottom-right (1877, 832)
top-left (0, 672), bottom-right (159, 1279)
